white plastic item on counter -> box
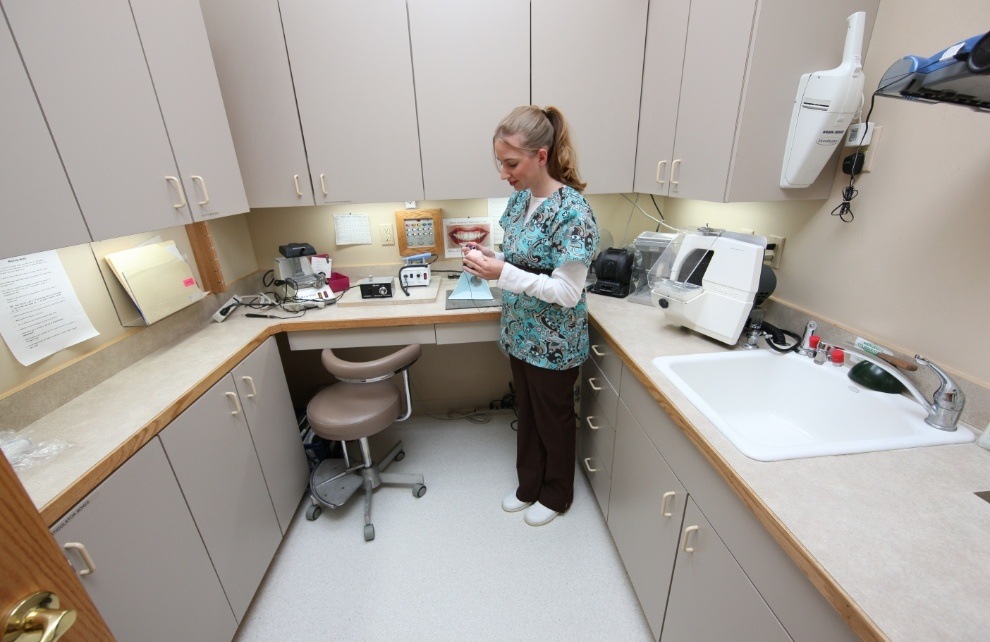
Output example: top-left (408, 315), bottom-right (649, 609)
top-left (978, 421), bottom-right (990, 451)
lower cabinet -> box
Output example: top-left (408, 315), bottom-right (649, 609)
top-left (53, 338), bottom-right (308, 639)
top-left (607, 401), bottom-right (686, 638)
top-left (159, 364), bottom-right (284, 622)
top-left (51, 438), bottom-right (237, 642)
top-left (662, 498), bottom-right (791, 641)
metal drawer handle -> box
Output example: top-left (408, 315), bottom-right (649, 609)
top-left (588, 377), bottom-right (603, 392)
top-left (591, 344), bottom-right (606, 357)
top-left (63, 543), bottom-right (96, 576)
top-left (225, 391), bottom-right (242, 416)
top-left (582, 457), bottom-right (598, 473)
top-left (585, 416), bottom-right (600, 430)
top-left (682, 525), bottom-right (699, 553)
top-left (661, 491), bottom-right (676, 518)
top-left (241, 376), bottom-right (257, 398)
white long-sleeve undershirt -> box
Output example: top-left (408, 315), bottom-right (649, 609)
top-left (495, 251), bottom-right (588, 308)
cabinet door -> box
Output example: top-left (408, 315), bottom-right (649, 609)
top-left (666, 0), bottom-right (758, 201)
top-left (662, 498), bottom-right (790, 642)
top-left (608, 401), bottom-right (686, 639)
top-left (408, 0), bottom-right (528, 200)
top-left (199, 0), bottom-right (315, 208)
top-left (4, 0), bottom-right (192, 241)
top-left (0, 17), bottom-right (90, 260)
top-left (51, 439), bottom-right (237, 642)
top-left (129, 0), bottom-right (249, 221)
top-left (280, 0), bottom-right (423, 204)
top-left (632, 0), bottom-right (690, 197)
top-left (232, 337), bottom-right (309, 535)
top-left (159, 374), bottom-right (283, 622)
top-left (532, 0), bottom-right (649, 195)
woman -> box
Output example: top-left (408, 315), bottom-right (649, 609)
top-left (461, 105), bottom-right (598, 527)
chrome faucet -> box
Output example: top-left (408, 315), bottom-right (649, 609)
top-left (797, 321), bottom-right (818, 356)
top-left (843, 347), bottom-right (966, 432)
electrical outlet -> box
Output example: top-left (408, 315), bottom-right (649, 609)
top-left (861, 125), bottom-right (883, 173)
top-left (380, 223), bottom-right (395, 246)
top-left (767, 235), bottom-right (785, 269)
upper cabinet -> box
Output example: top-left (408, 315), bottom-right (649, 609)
top-left (1, 0), bottom-right (247, 255)
top-left (0, 15), bottom-right (90, 260)
top-left (532, 0), bottom-right (649, 195)
top-left (280, 0), bottom-right (423, 205)
top-left (408, 0), bottom-right (528, 201)
top-left (199, 0), bottom-right (315, 208)
top-left (3, 0), bottom-right (192, 241)
top-left (129, 0), bottom-right (249, 221)
top-left (635, 0), bottom-right (879, 202)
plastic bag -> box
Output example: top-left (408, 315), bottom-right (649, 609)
top-left (0, 429), bottom-right (72, 471)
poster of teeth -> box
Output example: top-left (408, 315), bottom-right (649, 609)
top-left (443, 217), bottom-right (495, 258)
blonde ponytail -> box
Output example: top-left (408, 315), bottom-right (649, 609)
top-left (494, 105), bottom-right (587, 192)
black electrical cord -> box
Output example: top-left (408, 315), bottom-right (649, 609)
top-left (832, 91), bottom-right (879, 223)
top-left (760, 321), bottom-right (802, 353)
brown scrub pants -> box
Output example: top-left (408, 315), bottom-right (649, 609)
top-left (509, 355), bottom-right (580, 513)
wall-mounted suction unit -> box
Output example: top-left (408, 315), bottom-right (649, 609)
top-left (780, 12), bottom-right (866, 189)
top-left (876, 31), bottom-right (990, 112)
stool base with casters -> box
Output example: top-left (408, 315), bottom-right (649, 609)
top-left (304, 344), bottom-right (426, 541)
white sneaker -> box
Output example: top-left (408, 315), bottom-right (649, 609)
top-left (502, 492), bottom-right (532, 513)
top-left (524, 502), bottom-right (559, 526)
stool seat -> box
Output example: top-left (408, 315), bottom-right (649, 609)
top-left (307, 380), bottom-right (400, 442)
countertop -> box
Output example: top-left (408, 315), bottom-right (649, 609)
top-left (15, 289), bottom-right (990, 641)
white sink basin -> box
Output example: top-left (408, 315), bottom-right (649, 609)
top-left (653, 350), bottom-right (976, 461)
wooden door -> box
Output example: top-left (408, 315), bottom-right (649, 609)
top-left (0, 453), bottom-right (113, 641)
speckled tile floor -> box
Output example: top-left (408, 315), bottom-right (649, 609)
top-left (234, 414), bottom-right (653, 641)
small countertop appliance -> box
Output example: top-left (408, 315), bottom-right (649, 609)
top-left (649, 227), bottom-right (767, 345)
top-left (628, 231), bottom-right (676, 306)
top-left (588, 247), bottom-right (635, 298)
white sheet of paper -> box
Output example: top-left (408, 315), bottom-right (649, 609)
top-left (333, 213), bottom-right (372, 245)
top-left (0, 251), bottom-right (99, 366)
top-left (487, 197), bottom-right (508, 245)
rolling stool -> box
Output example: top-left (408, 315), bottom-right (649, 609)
top-left (305, 344), bottom-right (426, 541)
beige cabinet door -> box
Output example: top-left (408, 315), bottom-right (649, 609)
top-left (608, 401), bottom-right (686, 639)
top-left (408, 0), bottom-right (529, 200)
top-left (0, 17), bottom-right (89, 260)
top-left (280, 0), bottom-right (423, 204)
top-left (632, 0), bottom-right (690, 197)
top-left (4, 0), bottom-right (191, 242)
top-left (159, 373), bottom-right (282, 622)
top-left (232, 337), bottom-right (309, 535)
top-left (662, 497), bottom-right (791, 641)
top-left (532, 0), bottom-right (649, 195)
top-left (199, 0), bottom-right (315, 208)
top-left (51, 439), bottom-right (237, 642)
top-left (129, 0), bottom-right (249, 221)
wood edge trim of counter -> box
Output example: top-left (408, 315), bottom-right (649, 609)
top-left (37, 311), bottom-right (499, 525)
top-left (590, 321), bottom-right (887, 642)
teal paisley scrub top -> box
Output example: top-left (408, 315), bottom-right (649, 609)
top-left (498, 186), bottom-right (599, 371)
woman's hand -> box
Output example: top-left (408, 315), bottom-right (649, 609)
top-left (461, 243), bottom-right (495, 259)
top-left (462, 247), bottom-right (504, 281)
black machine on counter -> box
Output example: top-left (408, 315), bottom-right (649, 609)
top-left (588, 247), bottom-right (635, 298)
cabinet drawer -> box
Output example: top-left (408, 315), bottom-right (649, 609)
top-left (579, 393), bottom-right (615, 477)
top-left (588, 325), bottom-right (622, 390)
top-left (578, 436), bottom-right (612, 519)
top-left (581, 358), bottom-right (618, 428)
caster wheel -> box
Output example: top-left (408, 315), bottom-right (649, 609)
top-left (364, 523), bottom-right (375, 541)
top-left (413, 484), bottom-right (427, 498)
top-left (395, 450), bottom-right (405, 461)
top-left (306, 504), bottom-right (321, 521)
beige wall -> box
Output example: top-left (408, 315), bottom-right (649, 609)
top-left (664, 0), bottom-right (990, 385)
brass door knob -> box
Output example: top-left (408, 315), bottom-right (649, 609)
top-left (3, 592), bottom-right (77, 642)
